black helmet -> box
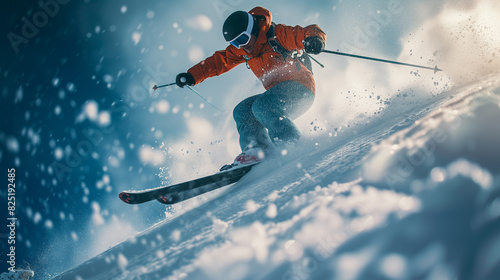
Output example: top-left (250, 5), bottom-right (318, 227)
top-left (223, 11), bottom-right (257, 48)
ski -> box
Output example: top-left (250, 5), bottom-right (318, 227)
top-left (119, 163), bottom-right (258, 205)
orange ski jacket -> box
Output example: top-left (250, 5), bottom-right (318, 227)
top-left (187, 6), bottom-right (326, 94)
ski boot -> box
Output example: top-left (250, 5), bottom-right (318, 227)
top-left (219, 147), bottom-right (266, 172)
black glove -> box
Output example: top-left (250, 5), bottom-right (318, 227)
top-left (303, 36), bottom-right (325, 55)
top-left (176, 72), bottom-right (195, 88)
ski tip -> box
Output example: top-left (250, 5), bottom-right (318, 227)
top-left (434, 66), bottom-right (443, 74)
top-left (119, 192), bottom-right (133, 204)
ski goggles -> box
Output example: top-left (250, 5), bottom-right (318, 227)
top-left (229, 13), bottom-right (254, 49)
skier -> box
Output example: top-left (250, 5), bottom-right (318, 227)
top-left (175, 6), bottom-right (326, 170)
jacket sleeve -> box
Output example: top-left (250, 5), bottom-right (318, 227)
top-left (187, 46), bottom-right (246, 85)
top-left (275, 24), bottom-right (327, 52)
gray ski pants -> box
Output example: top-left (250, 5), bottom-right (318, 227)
top-left (233, 80), bottom-right (314, 152)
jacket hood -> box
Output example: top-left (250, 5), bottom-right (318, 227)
top-left (249, 6), bottom-right (272, 33)
top-left (248, 7), bottom-right (272, 54)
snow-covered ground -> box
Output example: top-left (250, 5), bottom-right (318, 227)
top-left (54, 74), bottom-right (500, 280)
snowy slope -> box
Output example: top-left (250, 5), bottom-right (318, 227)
top-left (53, 73), bottom-right (500, 280)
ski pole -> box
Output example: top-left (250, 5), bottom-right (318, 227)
top-left (307, 54), bottom-right (325, 68)
top-left (152, 82), bottom-right (176, 90)
top-left (322, 50), bottom-right (442, 73)
top-left (153, 80), bottom-right (224, 113)
top-left (177, 76), bottom-right (224, 113)
top-left (185, 85), bottom-right (224, 113)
